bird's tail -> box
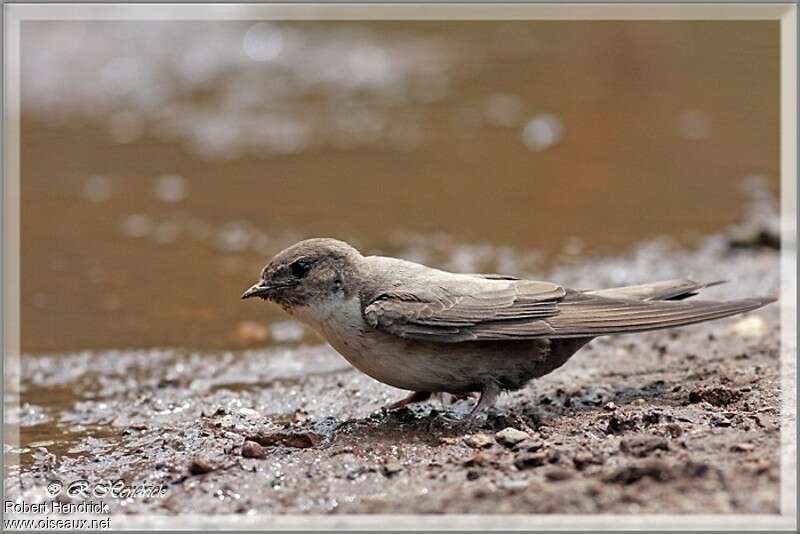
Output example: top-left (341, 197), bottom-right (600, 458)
top-left (547, 280), bottom-right (776, 338)
top-left (585, 278), bottom-right (726, 302)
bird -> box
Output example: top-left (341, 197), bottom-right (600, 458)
top-left (241, 238), bottom-right (774, 420)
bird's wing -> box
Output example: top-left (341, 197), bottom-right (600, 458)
top-left (362, 278), bottom-right (565, 342)
top-left (584, 279), bottom-right (726, 301)
top-left (363, 277), bottom-right (772, 343)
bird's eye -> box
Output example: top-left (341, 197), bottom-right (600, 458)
top-left (290, 260), bottom-right (313, 278)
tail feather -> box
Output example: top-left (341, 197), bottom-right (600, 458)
top-left (586, 279), bottom-right (727, 302)
top-left (547, 295), bottom-right (775, 338)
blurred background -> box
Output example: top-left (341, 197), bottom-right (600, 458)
top-left (21, 20), bottom-right (779, 353)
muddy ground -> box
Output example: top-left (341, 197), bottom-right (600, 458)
top-left (5, 209), bottom-right (783, 517)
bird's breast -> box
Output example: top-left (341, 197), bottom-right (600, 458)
top-left (291, 296), bottom-right (428, 389)
top-left (289, 296), bottom-right (571, 394)
top-left (291, 296), bottom-right (370, 347)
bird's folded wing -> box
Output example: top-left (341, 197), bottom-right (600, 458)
top-left (363, 282), bottom-right (771, 343)
top-left (362, 280), bottom-right (565, 342)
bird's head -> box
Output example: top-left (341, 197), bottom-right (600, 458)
top-left (241, 238), bottom-right (362, 311)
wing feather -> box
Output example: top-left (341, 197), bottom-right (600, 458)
top-left (363, 280), bottom-right (565, 342)
top-left (362, 275), bottom-right (773, 343)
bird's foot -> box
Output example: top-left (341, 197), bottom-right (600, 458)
top-left (429, 384), bottom-right (501, 428)
top-left (384, 391), bottom-right (432, 411)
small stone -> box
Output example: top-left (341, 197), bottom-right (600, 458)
top-left (544, 468), bottom-right (573, 482)
top-left (605, 414), bottom-right (637, 434)
top-left (188, 457), bottom-right (214, 475)
top-left (383, 460), bottom-right (402, 477)
top-left (464, 434), bottom-right (493, 449)
top-left (642, 411), bottom-right (661, 425)
top-left (573, 451), bottom-right (599, 470)
top-left (620, 436), bottom-right (669, 457)
top-left (466, 470), bottom-right (481, 481)
top-left (514, 452), bottom-right (547, 470)
top-left (603, 402), bottom-right (618, 411)
top-left (246, 431), bottom-right (320, 448)
top-left (241, 440), bottom-right (266, 459)
top-left (463, 451), bottom-right (489, 467)
top-left (270, 410), bottom-right (306, 425)
top-left (730, 442), bottom-right (755, 453)
top-left (681, 461), bottom-right (710, 478)
top-left (664, 423), bottom-right (683, 438)
top-left (499, 479), bottom-right (529, 492)
top-left (688, 386), bottom-right (742, 407)
top-left (495, 427), bottom-right (529, 447)
top-left (519, 440), bottom-right (545, 452)
top-left (755, 460), bottom-right (772, 474)
top-left (604, 461), bottom-right (672, 485)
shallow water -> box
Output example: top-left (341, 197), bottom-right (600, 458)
top-left (20, 20), bottom-right (778, 354)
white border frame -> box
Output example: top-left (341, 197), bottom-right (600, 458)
top-left (3, 3), bottom-right (796, 530)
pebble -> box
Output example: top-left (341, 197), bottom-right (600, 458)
top-left (246, 431), bottom-right (319, 448)
top-left (688, 386), bottom-right (742, 407)
top-left (464, 434), bottom-right (493, 449)
top-left (514, 452), bottom-right (547, 470)
top-left (755, 460), bottom-right (772, 474)
top-left (499, 479), bottom-right (529, 492)
top-left (495, 427), bottom-right (529, 447)
top-left (518, 440), bottom-right (544, 452)
top-left (544, 468), bottom-right (573, 482)
top-left (572, 451), bottom-right (598, 470)
top-left (383, 460), bottom-right (402, 477)
top-left (730, 442), bottom-right (755, 453)
top-left (463, 451), bottom-right (489, 467)
top-left (620, 436), bottom-right (669, 457)
top-left (241, 440), bottom-right (266, 459)
top-left (188, 457), bottom-right (214, 475)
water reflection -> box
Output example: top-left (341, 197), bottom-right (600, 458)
top-left (24, 21), bottom-right (454, 159)
top-left (522, 113), bottom-right (564, 151)
top-left (20, 20), bottom-right (779, 353)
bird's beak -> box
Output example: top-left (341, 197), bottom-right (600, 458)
top-left (241, 280), bottom-right (273, 300)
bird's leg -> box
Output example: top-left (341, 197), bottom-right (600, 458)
top-left (385, 391), bottom-right (431, 411)
top-left (434, 384), bottom-right (501, 426)
top-left (463, 383), bottom-right (501, 424)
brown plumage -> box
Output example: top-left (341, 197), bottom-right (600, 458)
top-left (242, 238), bottom-right (775, 419)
